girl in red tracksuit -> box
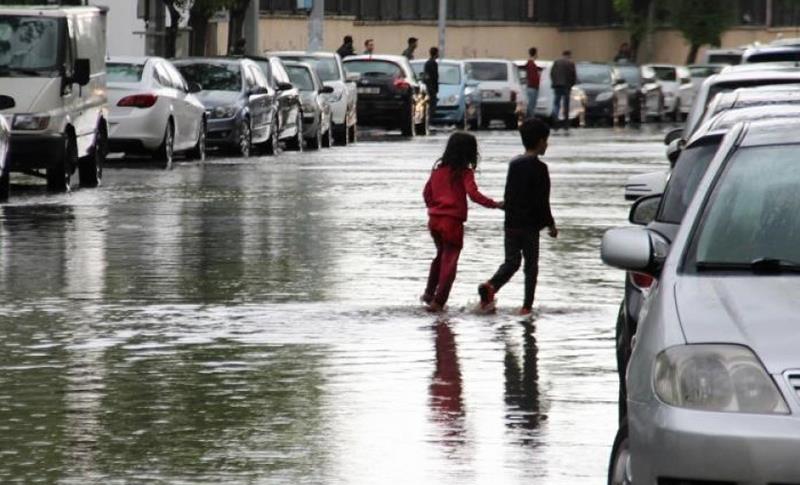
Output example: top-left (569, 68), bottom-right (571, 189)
top-left (422, 132), bottom-right (502, 311)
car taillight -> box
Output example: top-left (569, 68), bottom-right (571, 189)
top-left (117, 94), bottom-right (158, 108)
top-left (510, 90), bottom-right (517, 102)
top-left (393, 78), bottom-right (410, 91)
top-left (630, 272), bottom-right (655, 291)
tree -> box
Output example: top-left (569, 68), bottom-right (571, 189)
top-left (670, 0), bottom-right (736, 64)
top-left (226, 0), bottom-right (251, 55)
top-left (613, 0), bottom-right (655, 61)
top-left (188, 0), bottom-right (234, 56)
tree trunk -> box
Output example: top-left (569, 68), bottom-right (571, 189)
top-left (686, 43), bottom-right (700, 64)
top-left (165, 3), bottom-right (180, 59)
top-left (189, 11), bottom-right (210, 56)
top-left (227, 1), bottom-right (250, 54)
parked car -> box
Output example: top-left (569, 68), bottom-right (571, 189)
top-left (464, 59), bottom-right (525, 129)
top-left (615, 63), bottom-right (664, 123)
top-left (244, 56), bottom-right (305, 152)
top-left (700, 85), bottom-right (800, 128)
top-left (283, 61), bottom-right (334, 150)
top-left (742, 44), bottom-right (800, 63)
top-left (604, 118), bottom-right (800, 485)
top-left (514, 59), bottom-right (587, 126)
top-left (644, 64), bottom-right (692, 120)
top-left (272, 51), bottom-right (358, 145)
top-left (0, 98), bottom-right (11, 201)
top-left (0, 5), bottom-right (107, 192)
top-left (576, 62), bottom-right (628, 125)
top-left (174, 57), bottom-right (277, 157)
top-left (342, 54), bottom-right (429, 136)
top-left (106, 56), bottom-right (206, 169)
top-left (700, 47), bottom-right (743, 65)
top-left (411, 59), bottom-right (482, 129)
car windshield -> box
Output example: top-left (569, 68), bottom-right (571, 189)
top-left (707, 53), bottom-right (741, 65)
top-left (617, 66), bottom-right (640, 86)
top-left (689, 65), bottom-right (723, 78)
top-left (176, 62), bottom-right (241, 91)
top-left (652, 66), bottom-right (677, 81)
top-left (285, 65), bottom-right (315, 91)
top-left (747, 51), bottom-right (800, 63)
top-left (280, 55), bottom-right (339, 82)
top-left (466, 62), bottom-right (508, 81)
top-left (411, 63), bottom-right (460, 84)
top-left (0, 15), bottom-right (62, 73)
top-left (658, 141), bottom-right (722, 224)
top-left (107, 62), bottom-right (144, 83)
top-left (688, 144), bottom-right (800, 267)
top-left (577, 64), bottom-right (611, 84)
top-left (344, 60), bottom-right (402, 78)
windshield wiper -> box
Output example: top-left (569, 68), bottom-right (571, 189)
top-left (696, 258), bottom-right (800, 274)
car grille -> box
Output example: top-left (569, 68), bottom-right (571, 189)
top-left (787, 371), bottom-right (800, 402)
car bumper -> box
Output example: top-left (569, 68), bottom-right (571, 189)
top-left (356, 98), bottom-right (409, 127)
top-left (431, 104), bottom-right (465, 124)
top-left (206, 117), bottom-right (240, 146)
top-left (8, 132), bottom-right (65, 170)
top-left (629, 399), bottom-right (800, 484)
top-left (586, 99), bottom-right (614, 118)
top-left (108, 110), bottom-right (166, 152)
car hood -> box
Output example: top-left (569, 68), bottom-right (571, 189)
top-left (577, 83), bottom-right (612, 95)
top-left (299, 91), bottom-right (318, 105)
top-left (675, 276), bottom-right (800, 373)
top-left (437, 85), bottom-right (462, 96)
top-left (194, 90), bottom-right (241, 108)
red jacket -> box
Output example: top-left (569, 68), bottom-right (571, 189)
top-left (424, 165), bottom-right (499, 222)
top-left (526, 59), bottom-right (540, 89)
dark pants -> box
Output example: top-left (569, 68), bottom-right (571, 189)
top-left (488, 229), bottom-right (540, 309)
top-left (425, 216), bottom-right (464, 306)
top-left (428, 90), bottom-right (438, 119)
top-left (551, 86), bottom-right (571, 127)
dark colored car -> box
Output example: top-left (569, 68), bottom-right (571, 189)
top-left (244, 55), bottom-right (305, 152)
top-left (576, 62), bottom-right (629, 125)
top-left (173, 57), bottom-right (276, 157)
top-left (343, 54), bottom-right (429, 137)
top-left (615, 63), bottom-right (664, 123)
top-left (284, 61), bottom-right (334, 150)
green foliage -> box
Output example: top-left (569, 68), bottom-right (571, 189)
top-left (670, 0), bottom-right (736, 48)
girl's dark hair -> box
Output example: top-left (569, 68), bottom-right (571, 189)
top-left (437, 131), bottom-right (479, 172)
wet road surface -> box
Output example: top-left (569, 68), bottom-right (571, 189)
top-left (0, 125), bottom-right (670, 484)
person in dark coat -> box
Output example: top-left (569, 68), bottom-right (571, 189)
top-left (550, 50), bottom-right (577, 129)
top-left (402, 37), bottom-right (419, 60)
top-left (424, 47), bottom-right (440, 119)
top-left (336, 35), bottom-right (355, 59)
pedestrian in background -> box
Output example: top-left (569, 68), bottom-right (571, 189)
top-left (364, 38), bottom-right (375, 55)
top-left (337, 35), bottom-right (355, 59)
top-left (550, 50), bottom-right (576, 130)
top-left (614, 42), bottom-right (632, 63)
top-left (424, 46), bottom-right (440, 120)
top-left (423, 132), bottom-right (502, 312)
top-left (525, 47), bottom-right (541, 119)
top-left (230, 38), bottom-right (246, 56)
top-left (402, 37), bottom-right (419, 60)
top-left (478, 118), bottom-right (558, 316)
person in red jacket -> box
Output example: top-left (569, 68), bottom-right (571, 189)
top-left (422, 132), bottom-right (502, 312)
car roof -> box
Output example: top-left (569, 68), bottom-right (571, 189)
top-left (108, 56), bottom-right (154, 65)
top-left (172, 57), bottom-right (244, 65)
top-left (706, 67), bottom-right (800, 85)
top-left (270, 51), bottom-right (336, 58)
top-left (645, 63), bottom-right (679, 68)
top-left (722, 62), bottom-right (800, 73)
top-left (740, 118), bottom-right (800, 146)
top-left (0, 6), bottom-right (105, 16)
top-left (463, 58), bottom-right (513, 64)
top-left (744, 45), bottom-right (800, 56)
top-left (706, 103), bottom-right (800, 134)
top-left (716, 86), bottom-right (800, 108)
top-left (344, 54), bottom-right (409, 63)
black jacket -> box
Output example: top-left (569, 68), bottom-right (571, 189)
top-left (503, 155), bottom-right (555, 231)
top-left (424, 58), bottom-right (439, 93)
top-left (550, 57), bottom-right (577, 88)
top-left (337, 43), bottom-right (355, 59)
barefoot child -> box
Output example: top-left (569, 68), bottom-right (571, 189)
top-left (422, 132), bottom-right (502, 312)
top-left (478, 118), bottom-right (558, 315)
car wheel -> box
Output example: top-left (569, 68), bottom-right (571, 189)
top-left (79, 123), bottom-right (105, 188)
top-left (187, 119), bottom-right (206, 161)
top-left (47, 132), bottom-right (76, 192)
top-left (480, 115), bottom-right (491, 130)
top-left (607, 423), bottom-right (631, 485)
top-left (0, 164), bottom-right (9, 202)
top-left (401, 107), bottom-right (414, 137)
top-left (285, 116), bottom-right (303, 151)
top-left (415, 106), bottom-right (429, 136)
top-left (306, 118), bottom-right (322, 150)
top-left (155, 121), bottom-right (175, 169)
top-left (238, 119), bottom-right (252, 158)
top-left (263, 116), bottom-right (279, 156)
top-left (504, 115), bottom-right (517, 130)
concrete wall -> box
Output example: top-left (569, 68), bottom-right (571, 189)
top-left (91, 0), bottom-right (146, 57)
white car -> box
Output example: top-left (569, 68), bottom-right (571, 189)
top-left (272, 51), bottom-right (358, 145)
top-left (0, 98), bottom-right (10, 201)
top-left (106, 56), bottom-right (207, 169)
top-left (514, 59), bottom-right (587, 126)
top-left (646, 64), bottom-right (692, 120)
top-left (464, 59), bottom-right (525, 129)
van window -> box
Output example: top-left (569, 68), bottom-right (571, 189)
top-left (0, 15), bottom-right (63, 72)
top-left (107, 62), bottom-right (144, 83)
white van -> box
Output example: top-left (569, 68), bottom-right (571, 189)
top-left (0, 5), bottom-right (108, 193)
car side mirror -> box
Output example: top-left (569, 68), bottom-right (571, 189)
top-left (601, 227), bottom-right (668, 274)
top-left (277, 82), bottom-right (293, 91)
top-left (188, 82), bottom-right (202, 94)
top-left (74, 58), bottom-right (91, 86)
top-left (666, 138), bottom-right (684, 167)
top-left (320, 85), bottom-right (334, 94)
top-left (615, 78), bottom-right (626, 85)
top-left (0, 95), bottom-right (15, 110)
top-left (680, 77), bottom-right (691, 85)
top-left (345, 72), bottom-right (360, 83)
top-left (629, 193), bottom-right (662, 226)
top-left (664, 127), bottom-right (683, 146)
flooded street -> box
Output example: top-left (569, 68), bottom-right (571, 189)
top-left (0, 125), bottom-right (669, 484)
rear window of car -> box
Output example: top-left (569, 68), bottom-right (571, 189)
top-left (107, 62), bottom-right (144, 83)
top-left (466, 62), bottom-right (508, 81)
top-left (652, 66), bottom-right (677, 82)
top-left (689, 65), bottom-right (723, 78)
top-left (657, 140), bottom-right (722, 224)
top-left (746, 51), bottom-right (800, 63)
top-left (577, 64), bottom-right (612, 84)
top-left (280, 56), bottom-right (339, 82)
top-left (707, 54), bottom-right (741, 65)
top-left (285, 65), bottom-right (315, 91)
top-left (344, 60), bottom-right (403, 78)
top-left (176, 62), bottom-right (241, 92)
top-left (617, 65), bottom-right (640, 86)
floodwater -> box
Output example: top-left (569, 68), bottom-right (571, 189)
top-left (0, 125), bottom-right (669, 484)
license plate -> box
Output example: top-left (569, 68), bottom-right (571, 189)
top-left (357, 87), bottom-right (380, 95)
top-left (481, 90), bottom-right (501, 99)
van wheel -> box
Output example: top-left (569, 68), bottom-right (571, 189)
top-left (0, 165), bottom-right (9, 202)
top-left (47, 133), bottom-right (76, 193)
top-left (608, 424), bottom-right (631, 485)
top-left (285, 116), bottom-right (303, 151)
top-left (155, 121), bottom-right (175, 170)
top-left (79, 125), bottom-right (105, 188)
top-left (187, 119), bottom-right (206, 161)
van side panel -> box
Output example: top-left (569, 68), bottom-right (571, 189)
top-left (72, 10), bottom-right (107, 157)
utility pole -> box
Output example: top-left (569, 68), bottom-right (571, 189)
top-left (309, 0), bottom-right (324, 52)
top-left (244, 0), bottom-right (260, 55)
top-left (438, 0), bottom-right (447, 57)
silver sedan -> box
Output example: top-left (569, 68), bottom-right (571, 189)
top-left (602, 118), bottom-right (800, 485)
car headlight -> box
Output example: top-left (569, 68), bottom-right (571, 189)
top-left (654, 345), bottom-right (789, 414)
top-left (596, 91), bottom-right (614, 102)
top-left (439, 94), bottom-right (459, 106)
top-left (209, 106), bottom-right (238, 119)
top-left (13, 114), bottom-right (50, 131)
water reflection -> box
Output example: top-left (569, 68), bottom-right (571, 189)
top-left (429, 319), bottom-right (465, 449)
top-left (503, 321), bottom-right (544, 443)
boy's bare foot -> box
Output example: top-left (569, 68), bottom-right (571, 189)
top-left (518, 306), bottom-right (532, 316)
top-left (478, 282), bottom-right (496, 311)
top-left (425, 301), bottom-right (445, 313)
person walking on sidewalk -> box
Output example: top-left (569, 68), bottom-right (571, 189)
top-left (525, 47), bottom-right (541, 119)
top-left (478, 118), bottom-right (558, 316)
top-left (337, 35), bottom-right (355, 59)
top-left (424, 47), bottom-right (440, 119)
top-left (550, 50), bottom-right (576, 129)
top-left (402, 37), bottom-right (419, 60)
top-left (423, 132), bottom-right (503, 312)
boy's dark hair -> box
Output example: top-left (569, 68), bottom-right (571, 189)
top-left (438, 131), bottom-right (479, 172)
top-left (563, 49), bottom-right (572, 57)
top-left (519, 118), bottom-right (550, 151)
top-left (408, 37), bottom-right (418, 44)
top-left (365, 39), bottom-right (374, 46)
top-left (344, 35), bottom-right (353, 44)
top-left (528, 47), bottom-right (537, 57)
top-left (430, 46), bottom-right (439, 57)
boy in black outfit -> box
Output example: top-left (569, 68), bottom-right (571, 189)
top-left (479, 118), bottom-right (558, 315)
